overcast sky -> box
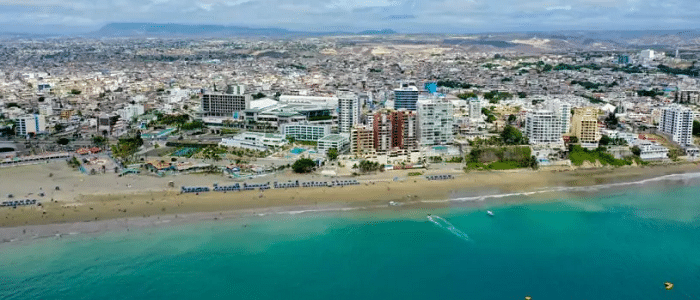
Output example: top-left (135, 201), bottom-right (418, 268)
top-left (0, 0), bottom-right (698, 34)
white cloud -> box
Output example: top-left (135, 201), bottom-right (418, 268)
top-left (0, 0), bottom-right (699, 33)
top-left (545, 5), bottom-right (571, 10)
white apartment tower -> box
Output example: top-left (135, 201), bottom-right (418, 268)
top-left (525, 110), bottom-right (562, 145)
top-left (546, 100), bottom-right (572, 134)
top-left (660, 104), bottom-right (695, 147)
top-left (337, 91), bottom-right (359, 133)
top-left (417, 99), bottom-right (454, 146)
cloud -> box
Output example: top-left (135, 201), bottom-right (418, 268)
top-left (0, 0), bottom-right (699, 33)
top-left (545, 5), bottom-right (571, 11)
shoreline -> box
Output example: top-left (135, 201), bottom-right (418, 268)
top-left (2, 163), bottom-right (700, 244)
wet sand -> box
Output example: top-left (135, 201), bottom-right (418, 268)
top-left (1, 161), bottom-right (699, 243)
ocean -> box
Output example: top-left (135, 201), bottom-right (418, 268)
top-left (1, 174), bottom-right (700, 300)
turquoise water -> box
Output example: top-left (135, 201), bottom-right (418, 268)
top-left (2, 176), bottom-right (700, 299)
top-left (290, 148), bottom-right (306, 154)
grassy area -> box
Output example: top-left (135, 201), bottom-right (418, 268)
top-left (407, 172), bottom-right (423, 176)
top-left (569, 145), bottom-right (633, 167)
top-left (466, 161), bottom-right (522, 171)
top-left (466, 146), bottom-right (537, 171)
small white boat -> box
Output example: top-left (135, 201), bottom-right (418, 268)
top-left (487, 210), bottom-right (494, 216)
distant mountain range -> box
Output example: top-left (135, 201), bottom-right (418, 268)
top-left (94, 23), bottom-right (396, 37)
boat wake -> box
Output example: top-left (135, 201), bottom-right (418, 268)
top-left (427, 215), bottom-right (471, 242)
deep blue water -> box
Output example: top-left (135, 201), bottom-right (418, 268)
top-left (1, 175), bottom-right (700, 300)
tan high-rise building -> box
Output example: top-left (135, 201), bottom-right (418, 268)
top-left (570, 107), bottom-right (600, 144)
top-left (350, 126), bottom-right (375, 157)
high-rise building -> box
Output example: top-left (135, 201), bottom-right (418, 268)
top-left (660, 104), bottom-right (695, 147)
top-left (202, 85), bottom-right (251, 117)
top-left (372, 110), bottom-right (418, 153)
top-left (468, 98), bottom-right (481, 120)
top-left (640, 49), bottom-right (655, 61)
top-left (98, 113), bottom-right (112, 134)
top-left (390, 110), bottom-right (418, 150)
top-left (337, 91), bottom-right (359, 133)
top-left (417, 99), bottom-right (454, 146)
top-left (393, 84), bottom-right (419, 111)
top-left (570, 107), bottom-right (600, 144)
top-left (15, 114), bottom-right (46, 136)
top-left (350, 126), bottom-right (375, 157)
top-left (373, 112), bottom-right (392, 153)
top-left (546, 100), bottom-right (572, 134)
top-left (525, 110), bottom-right (562, 145)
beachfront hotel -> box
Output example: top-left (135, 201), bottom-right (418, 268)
top-left (280, 122), bottom-right (331, 142)
top-left (317, 134), bottom-right (350, 155)
top-left (219, 132), bottom-right (287, 151)
top-left (659, 104), bottom-right (695, 147)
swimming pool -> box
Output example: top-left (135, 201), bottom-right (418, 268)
top-left (290, 148), bottom-right (306, 154)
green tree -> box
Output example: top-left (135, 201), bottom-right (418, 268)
top-left (631, 146), bottom-right (641, 157)
top-left (54, 124), bottom-right (64, 132)
top-left (605, 113), bottom-right (619, 129)
top-left (507, 114), bottom-right (517, 124)
top-left (457, 92), bottom-right (478, 100)
top-left (501, 125), bottom-right (523, 145)
top-left (292, 158), bottom-right (316, 173)
top-left (693, 120), bottom-right (700, 136)
top-left (57, 137), bottom-right (70, 145)
top-left (92, 135), bottom-right (107, 147)
top-left (599, 135), bottom-right (612, 146)
top-left (358, 160), bottom-right (382, 173)
top-left (327, 148), bottom-right (338, 161)
top-left (568, 136), bottom-right (579, 144)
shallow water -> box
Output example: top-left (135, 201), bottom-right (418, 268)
top-left (1, 174), bottom-right (699, 300)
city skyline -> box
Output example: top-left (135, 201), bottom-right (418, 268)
top-left (1, 0), bottom-right (699, 34)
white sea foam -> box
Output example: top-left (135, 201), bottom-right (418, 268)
top-left (427, 215), bottom-right (470, 242)
top-left (422, 172), bottom-right (700, 204)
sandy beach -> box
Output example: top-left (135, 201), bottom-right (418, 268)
top-left (2, 161), bottom-right (700, 242)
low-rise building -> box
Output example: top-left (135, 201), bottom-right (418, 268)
top-left (219, 132), bottom-right (287, 151)
top-left (15, 114), bottom-right (46, 136)
top-left (317, 134), bottom-right (350, 155)
top-left (637, 142), bottom-right (669, 161)
top-left (281, 123), bottom-right (331, 142)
